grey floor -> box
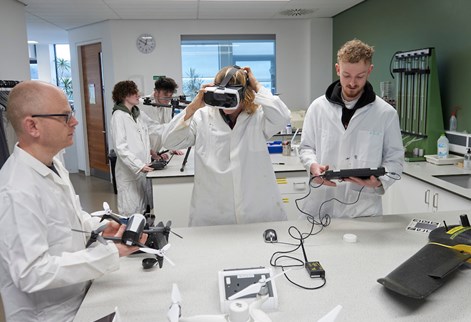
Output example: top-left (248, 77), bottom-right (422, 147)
top-left (69, 172), bottom-right (118, 214)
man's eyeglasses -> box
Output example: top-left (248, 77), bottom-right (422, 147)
top-left (31, 110), bottom-right (75, 124)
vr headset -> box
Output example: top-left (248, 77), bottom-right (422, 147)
top-left (203, 66), bottom-right (246, 110)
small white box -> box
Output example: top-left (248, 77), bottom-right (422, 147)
top-left (424, 154), bottom-right (464, 165)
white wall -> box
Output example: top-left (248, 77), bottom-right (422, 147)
top-left (68, 18), bottom-right (333, 172)
top-left (310, 18), bottom-right (333, 101)
top-left (36, 44), bottom-right (53, 83)
top-left (0, 0), bottom-right (30, 80)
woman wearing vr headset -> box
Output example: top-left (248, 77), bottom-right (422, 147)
top-left (163, 66), bottom-right (291, 226)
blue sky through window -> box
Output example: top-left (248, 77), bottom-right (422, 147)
top-left (181, 36), bottom-right (276, 98)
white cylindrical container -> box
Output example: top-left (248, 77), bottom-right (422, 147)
top-left (449, 113), bottom-right (457, 131)
top-left (286, 124), bottom-right (292, 134)
top-left (464, 148), bottom-right (471, 170)
top-left (229, 301), bottom-right (249, 322)
top-left (282, 141), bottom-right (291, 156)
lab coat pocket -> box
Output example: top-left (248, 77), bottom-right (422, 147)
top-left (356, 130), bottom-right (383, 166)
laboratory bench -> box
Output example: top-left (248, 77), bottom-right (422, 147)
top-left (147, 149), bottom-right (471, 226)
top-left (147, 150), bottom-right (307, 227)
top-left (74, 210), bottom-right (470, 322)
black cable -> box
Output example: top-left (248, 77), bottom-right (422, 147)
top-left (268, 170), bottom-right (402, 290)
top-left (269, 226), bottom-right (327, 290)
top-left (282, 266), bottom-right (326, 290)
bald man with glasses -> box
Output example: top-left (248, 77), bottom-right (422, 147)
top-left (0, 81), bottom-right (145, 321)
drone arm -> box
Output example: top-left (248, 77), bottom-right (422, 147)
top-left (143, 227), bottom-right (165, 234)
top-left (249, 294), bottom-right (272, 322)
top-left (99, 213), bottom-right (122, 225)
top-left (103, 236), bottom-right (122, 242)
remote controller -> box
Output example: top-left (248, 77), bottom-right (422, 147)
top-left (322, 167), bottom-right (386, 180)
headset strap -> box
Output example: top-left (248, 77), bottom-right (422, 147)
top-left (218, 66), bottom-right (241, 87)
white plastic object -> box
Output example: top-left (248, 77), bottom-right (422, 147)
top-left (343, 233), bottom-right (357, 243)
top-left (437, 134), bottom-right (449, 159)
top-left (218, 267), bottom-right (278, 314)
top-left (317, 305), bottom-right (343, 322)
top-left (424, 154), bottom-right (463, 165)
top-left (285, 124), bottom-right (292, 134)
top-left (464, 148), bottom-right (471, 170)
top-left (449, 113), bottom-right (457, 131)
top-left (229, 301), bottom-right (249, 322)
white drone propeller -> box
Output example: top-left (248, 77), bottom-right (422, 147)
top-left (167, 283), bottom-right (181, 322)
top-left (90, 202), bottom-right (124, 218)
top-left (317, 305), bottom-right (343, 322)
top-left (166, 284), bottom-right (270, 322)
top-left (139, 244), bottom-right (175, 266)
top-left (90, 201), bottom-right (112, 217)
top-left (168, 284), bottom-right (227, 322)
top-left (228, 269), bottom-right (290, 301)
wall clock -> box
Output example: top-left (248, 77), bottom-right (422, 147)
top-left (136, 34), bottom-right (156, 54)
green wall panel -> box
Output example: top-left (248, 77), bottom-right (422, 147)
top-left (333, 0), bottom-right (471, 133)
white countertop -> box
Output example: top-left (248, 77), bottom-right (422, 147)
top-left (147, 150), bottom-right (305, 179)
top-left (147, 150), bottom-right (471, 200)
top-left (74, 210), bottom-right (471, 322)
top-left (403, 161), bottom-right (471, 199)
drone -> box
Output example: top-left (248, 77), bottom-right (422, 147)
top-left (378, 214), bottom-right (471, 299)
top-left (75, 202), bottom-right (182, 269)
top-left (167, 283), bottom-right (272, 322)
top-left (143, 95), bottom-right (190, 109)
top-left (166, 271), bottom-right (294, 322)
top-left (166, 269), bottom-right (341, 322)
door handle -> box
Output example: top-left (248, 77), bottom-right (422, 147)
top-left (424, 189), bottom-right (430, 205)
top-left (432, 192), bottom-right (439, 211)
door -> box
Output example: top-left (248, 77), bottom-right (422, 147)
top-left (80, 43), bottom-right (109, 179)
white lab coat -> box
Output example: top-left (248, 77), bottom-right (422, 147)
top-left (0, 145), bottom-right (120, 322)
top-left (139, 98), bottom-right (173, 151)
top-left (299, 95), bottom-right (404, 218)
top-left (163, 87), bottom-right (290, 226)
top-left (110, 109), bottom-right (164, 215)
top-left (139, 97), bottom-right (173, 124)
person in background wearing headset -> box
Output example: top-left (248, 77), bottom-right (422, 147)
top-left (163, 66), bottom-right (291, 226)
top-left (298, 39), bottom-right (404, 219)
top-left (0, 81), bottom-right (146, 322)
top-left (139, 77), bottom-right (184, 156)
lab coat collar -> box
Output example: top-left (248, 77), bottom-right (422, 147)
top-left (13, 144), bottom-right (61, 179)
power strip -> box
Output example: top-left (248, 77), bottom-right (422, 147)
top-left (218, 267), bottom-right (278, 313)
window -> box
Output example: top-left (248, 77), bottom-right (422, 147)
top-left (29, 44), bottom-right (38, 80)
top-left (181, 35), bottom-right (276, 99)
top-left (54, 44), bottom-right (73, 100)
